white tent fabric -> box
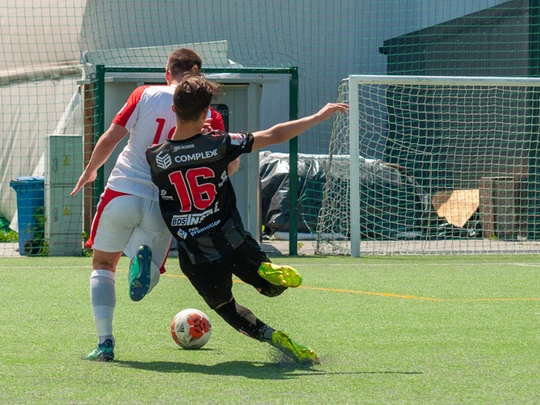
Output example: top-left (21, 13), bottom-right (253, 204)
top-left (1, 0), bottom-right (86, 222)
top-left (0, 0), bottom-right (84, 72)
top-left (8, 87), bottom-right (82, 231)
top-left (0, 78), bottom-right (83, 222)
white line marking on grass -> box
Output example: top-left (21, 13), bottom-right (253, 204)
top-left (4, 263), bottom-right (538, 271)
top-left (288, 262), bottom-right (540, 268)
top-left (0, 265), bottom-right (90, 269)
top-left (512, 263), bottom-right (540, 267)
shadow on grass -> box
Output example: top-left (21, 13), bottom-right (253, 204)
top-left (115, 359), bottom-right (423, 380)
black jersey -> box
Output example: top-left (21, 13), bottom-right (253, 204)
top-left (146, 131), bottom-right (255, 264)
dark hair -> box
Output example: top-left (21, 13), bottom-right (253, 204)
top-left (173, 74), bottom-right (222, 122)
top-left (167, 48), bottom-right (202, 78)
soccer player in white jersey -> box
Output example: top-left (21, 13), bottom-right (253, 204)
top-left (70, 49), bottom-right (227, 362)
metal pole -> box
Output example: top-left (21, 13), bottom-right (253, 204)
top-left (528, 0), bottom-right (540, 240)
top-left (289, 67), bottom-right (299, 256)
top-left (349, 76), bottom-right (361, 257)
top-left (95, 65), bottom-right (106, 203)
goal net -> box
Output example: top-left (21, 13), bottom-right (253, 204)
top-left (316, 75), bottom-right (540, 256)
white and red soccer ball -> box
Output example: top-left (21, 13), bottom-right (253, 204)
top-left (171, 308), bottom-right (212, 349)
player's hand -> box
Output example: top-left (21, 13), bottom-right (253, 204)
top-left (70, 170), bottom-right (97, 196)
top-left (228, 157), bottom-right (241, 176)
top-left (201, 118), bottom-right (214, 134)
top-left (315, 103), bottom-right (349, 122)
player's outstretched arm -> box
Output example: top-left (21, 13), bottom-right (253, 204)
top-left (70, 123), bottom-right (128, 196)
top-left (251, 102), bottom-right (348, 151)
top-left (227, 157), bottom-right (241, 175)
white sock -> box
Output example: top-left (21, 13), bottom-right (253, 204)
top-left (148, 262), bottom-right (161, 294)
top-left (90, 269), bottom-right (116, 344)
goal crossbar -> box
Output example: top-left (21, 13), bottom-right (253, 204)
top-left (349, 74), bottom-right (540, 87)
top-left (346, 74), bottom-right (540, 257)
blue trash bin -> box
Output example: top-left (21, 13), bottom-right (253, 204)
top-left (9, 176), bottom-right (45, 256)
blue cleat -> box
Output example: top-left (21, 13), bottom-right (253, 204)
top-left (129, 245), bottom-right (152, 302)
top-left (86, 339), bottom-right (114, 362)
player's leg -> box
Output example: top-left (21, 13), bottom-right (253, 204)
top-left (86, 249), bottom-right (122, 361)
top-left (182, 252), bottom-right (318, 364)
top-left (213, 291), bottom-right (320, 364)
top-left (85, 193), bottom-right (141, 361)
top-left (252, 233), bottom-right (302, 287)
top-left (230, 235), bottom-right (301, 296)
top-left (214, 298), bottom-right (276, 342)
top-left (125, 199), bottom-right (172, 301)
top-left (228, 239), bottom-right (319, 364)
top-left (178, 257), bottom-right (272, 340)
top-left (240, 236), bottom-right (302, 288)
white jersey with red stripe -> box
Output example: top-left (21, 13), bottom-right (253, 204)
top-left (107, 85), bottom-right (177, 201)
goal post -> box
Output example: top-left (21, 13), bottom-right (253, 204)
top-left (349, 75), bottom-right (361, 257)
top-left (317, 74), bottom-right (540, 256)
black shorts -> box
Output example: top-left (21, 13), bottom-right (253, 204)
top-left (178, 235), bottom-right (285, 309)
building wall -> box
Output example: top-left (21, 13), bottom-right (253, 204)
top-left (79, 0), bottom-right (507, 155)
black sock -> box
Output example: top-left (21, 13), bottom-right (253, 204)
top-left (215, 300), bottom-right (275, 341)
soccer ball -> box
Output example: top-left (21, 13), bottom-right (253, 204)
top-left (171, 308), bottom-right (212, 349)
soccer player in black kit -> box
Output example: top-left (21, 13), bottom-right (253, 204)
top-left (146, 74), bottom-right (348, 364)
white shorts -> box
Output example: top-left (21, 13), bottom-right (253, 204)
top-left (87, 188), bottom-right (172, 272)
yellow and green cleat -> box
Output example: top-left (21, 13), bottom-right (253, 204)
top-left (271, 331), bottom-right (320, 364)
top-left (258, 262), bottom-right (302, 288)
